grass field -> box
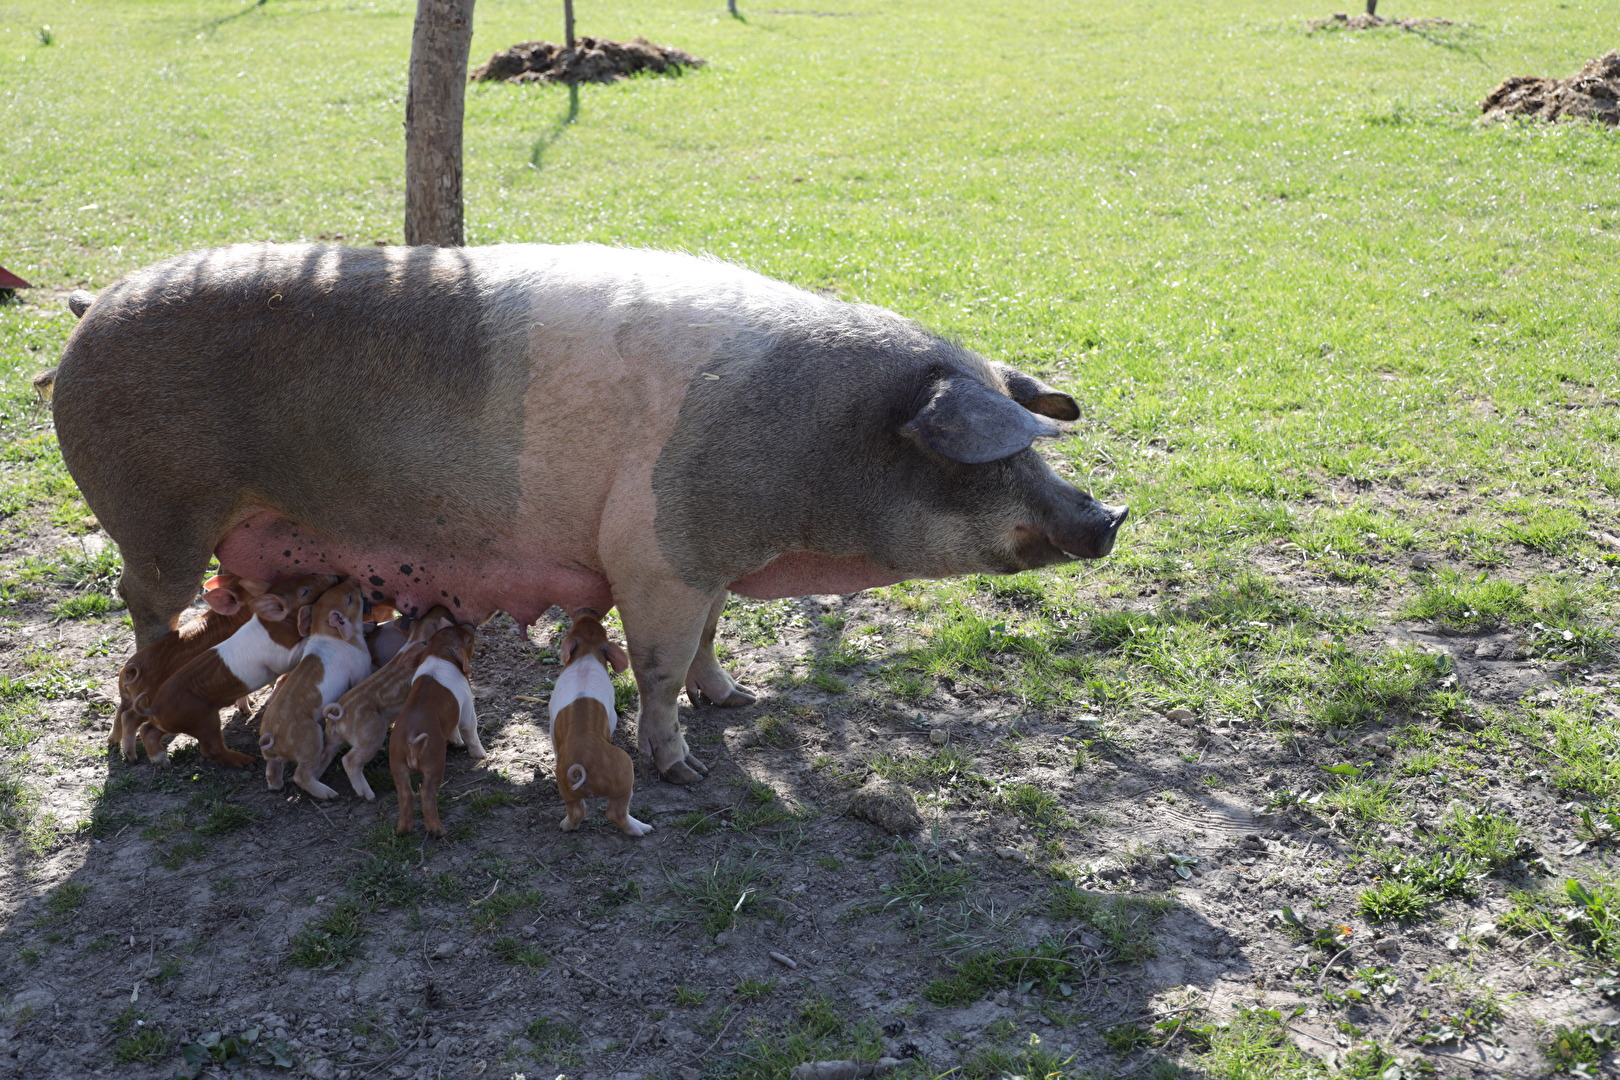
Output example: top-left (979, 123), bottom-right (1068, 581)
top-left (3, 0), bottom-right (1620, 1077)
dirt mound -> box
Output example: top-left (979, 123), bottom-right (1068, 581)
top-left (470, 35), bottom-right (705, 85)
top-left (1307, 12), bottom-right (1453, 30)
top-left (1481, 50), bottom-right (1620, 125)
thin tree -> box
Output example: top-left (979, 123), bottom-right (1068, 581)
top-left (404, 0), bottom-right (477, 246)
top-left (564, 0), bottom-right (576, 50)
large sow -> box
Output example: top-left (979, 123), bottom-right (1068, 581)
top-left (52, 243), bottom-right (1127, 782)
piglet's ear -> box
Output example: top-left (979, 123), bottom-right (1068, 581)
top-left (329, 609), bottom-right (354, 641)
top-left (558, 636), bottom-right (581, 667)
top-left (906, 377), bottom-right (1061, 464)
top-left (600, 641), bottom-right (630, 674)
top-left (297, 604), bottom-right (313, 638)
top-left (991, 362), bottom-right (1080, 421)
top-left (250, 594), bottom-right (288, 622)
top-left (204, 586), bottom-right (243, 616)
top-left (237, 577), bottom-right (271, 598)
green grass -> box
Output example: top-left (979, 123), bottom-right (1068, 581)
top-left (722, 995), bottom-right (886, 1080)
top-left (922, 940), bottom-right (1102, 1006)
top-left (287, 898), bottom-right (368, 970)
top-left (662, 858), bottom-right (775, 937)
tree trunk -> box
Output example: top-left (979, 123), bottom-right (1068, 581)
top-left (564, 0), bottom-right (576, 51)
top-left (404, 0), bottom-right (477, 247)
top-left (727, 0), bottom-right (739, 16)
top-left (1365, 0), bottom-right (1377, 14)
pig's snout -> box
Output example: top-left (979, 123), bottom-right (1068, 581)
top-left (1061, 502), bottom-right (1128, 560)
top-left (1018, 500), bottom-right (1127, 566)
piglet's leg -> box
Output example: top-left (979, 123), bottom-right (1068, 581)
top-left (138, 722), bottom-right (171, 767)
top-left (606, 796), bottom-right (653, 837)
top-left (615, 581), bottom-right (715, 785)
top-left (393, 762), bottom-right (415, 833)
top-left (292, 760), bottom-right (339, 800)
top-left (265, 756), bottom-right (287, 791)
top-left (559, 796), bottom-right (586, 832)
top-left (419, 767), bottom-right (446, 837)
top-left (458, 698), bottom-right (486, 760)
top-left (342, 745), bottom-right (378, 802)
top-left (683, 591), bottom-right (755, 708)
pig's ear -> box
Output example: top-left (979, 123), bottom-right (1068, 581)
top-left (558, 635), bottom-right (581, 667)
top-left (297, 604), bottom-right (313, 638)
top-left (204, 585), bottom-right (243, 616)
top-left (991, 363), bottom-right (1080, 421)
top-left (906, 377), bottom-right (1061, 464)
top-left (600, 640), bottom-right (630, 674)
top-left (329, 608), bottom-right (354, 641)
top-left (250, 594), bottom-right (288, 622)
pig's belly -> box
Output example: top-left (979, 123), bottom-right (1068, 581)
top-left (215, 510), bottom-right (612, 626)
top-left (728, 552), bottom-right (903, 600)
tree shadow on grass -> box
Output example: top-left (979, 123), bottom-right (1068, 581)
top-left (529, 84), bottom-right (581, 171)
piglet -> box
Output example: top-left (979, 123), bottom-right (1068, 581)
top-left (319, 605), bottom-right (455, 800)
top-left (139, 574), bottom-right (340, 767)
top-left (390, 625), bottom-right (481, 835)
top-left (112, 573), bottom-right (268, 761)
top-left (257, 578), bottom-right (373, 798)
top-left (549, 611), bottom-right (650, 836)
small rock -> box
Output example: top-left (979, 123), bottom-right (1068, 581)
top-left (735, 730), bottom-right (760, 748)
top-left (432, 942), bottom-right (456, 959)
top-left (994, 990), bottom-right (1010, 1007)
top-left (769, 951), bottom-right (798, 969)
top-left (993, 846), bottom-right (1027, 862)
top-left (307, 1059), bottom-right (337, 1080)
top-left (1166, 707), bottom-right (1196, 724)
top-left (929, 728), bottom-right (948, 746)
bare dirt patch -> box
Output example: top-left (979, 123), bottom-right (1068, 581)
top-left (470, 37), bottom-right (706, 86)
top-left (1307, 12), bottom-right (1454, 31)
top-left (1481, 51), bottom-right (1620, 126)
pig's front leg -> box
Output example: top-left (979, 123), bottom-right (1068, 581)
top-left (616, 583), bottom-right (716, 784)
top-left (684, 592), bottom-right (756, 708)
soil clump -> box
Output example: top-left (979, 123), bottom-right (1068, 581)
top-left (470, 36), bottom-right (705, 85)
top-left (1481, 50), bottom-right (1620, 126)
top-left (1308, 12), bottom-right (1453, 30)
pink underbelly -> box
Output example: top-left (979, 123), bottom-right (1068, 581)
top-left (728, 552), bottom-right (903, 600)
top-left (214, 510), bottom-right (613, 626)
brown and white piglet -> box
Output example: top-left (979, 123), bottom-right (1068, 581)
top-left (390, 624), bottom-right (481, 835)
top-left (258, 579), bottom-right (372, 798)
top-left (111, 574), bottom-right (268, 761)
top-left (548, 611), bottom-right (650, 836)
top-left (139, 573), bottom-right (340, 768)
top-left (319, 605), bottom-right (455, 800)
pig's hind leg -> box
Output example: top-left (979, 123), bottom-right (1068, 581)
top-left (615, 583), bottom-right (715, 784)
top-left (683, 592), bottom-right (755, 708)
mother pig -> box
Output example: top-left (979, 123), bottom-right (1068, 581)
top-left (51, 243), bottom-right (1126, 783)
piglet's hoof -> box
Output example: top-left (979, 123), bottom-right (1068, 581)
top-left (657, 752), bottom-right (710, 785)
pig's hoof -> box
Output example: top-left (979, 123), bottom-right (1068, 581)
top-left (658, 753), bottom-right (710, 784)
top-left (711, 685), bottom-right (755, 708)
